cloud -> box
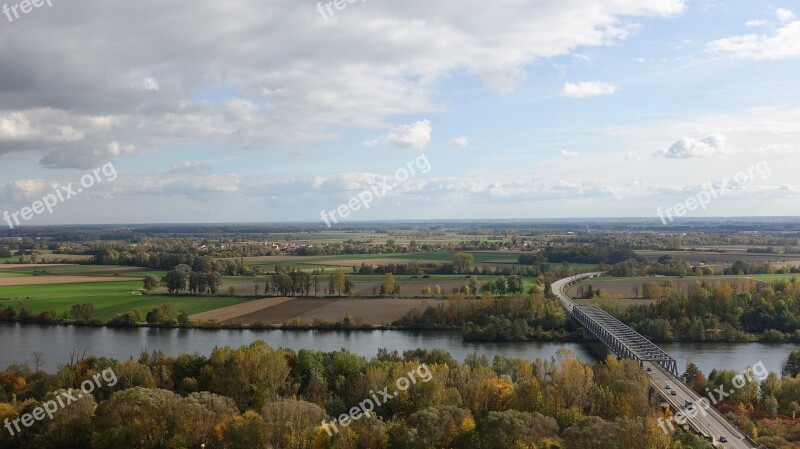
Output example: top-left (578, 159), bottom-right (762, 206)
top-left (745, 20), bottom-right (768, 27)
top-left (560, 150), bottom-right (579, 159)
top-left (134, 78), bottom-right (160, 91)
top-left (169, 161), bottom-right (209, 173)
top-left (386, 120), bottom-right (432, 150)
top-left (776, 8), bottom-right (796, 23)
top-left (448, 137), bottom-right (469, 148)
top-left (656, 133), bottom-right (730, 158)
top-left (562, 81), bottom-right (618, 98)
top-left (625, 152), bottom-right (642, 160)
top-left (707, 18), bottom-right (800, 60)
top-left (40, 140), bottom-right (138, 169)
top-left (0, 0), bottom-right (685, 168)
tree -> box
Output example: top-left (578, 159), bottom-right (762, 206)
top-left (453, 253), bottom-right (475, 274)
top-left (177, 310), bottom-right (190, 327)
top-left (164, 269), bottom-right (189, 294)
top-left (262, 400), bottom-right (327, 449)
top-left (205, 341), bottom-right (290, 410)
top-left (330, 270), bottom-right (347, 296)
top-left (70, 303), bottom-right (95, 324)
top-left (783, 350), bottom-right (800, 378)
top-left (143, 274), bottom-right (160, 290)
top-left (383, 273), bottom-right (396, 297)
top-left (146, 304), bottom-right (173, 325)
top-left (92, 387), bottom-right (213, 449)
top-left (480, 410), bottom-right (559, 449)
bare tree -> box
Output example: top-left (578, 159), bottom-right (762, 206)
top-left (31, 351), bottom-right (44, 373)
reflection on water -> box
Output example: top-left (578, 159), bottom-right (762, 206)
top-left (0, 323), bottom-right (793, 376)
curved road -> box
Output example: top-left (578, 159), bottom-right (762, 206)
top-left (552, 272), bottom-right (755, 449)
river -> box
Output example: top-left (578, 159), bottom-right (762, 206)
top-left (0, 323), bottom-right (793, 375)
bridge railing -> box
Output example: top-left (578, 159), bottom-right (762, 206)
top-left (573, 305), bottom-right (678, 376)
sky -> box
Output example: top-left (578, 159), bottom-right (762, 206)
top-left (0, 0), bottom-right (799, 226)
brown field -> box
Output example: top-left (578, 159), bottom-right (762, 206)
top-left (0, 276), bottom-right (142, 287)
top-left (568, 277), bottom-right (762, 299)
top-left (189, 297), bottom-right (293, 322)
top-left (222, 298), bottom-right (446, 325)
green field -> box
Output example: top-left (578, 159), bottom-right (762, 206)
top-left (0, 281), bottom-right (250, 320)
top-left (746, 274), bottom-right (798, 282)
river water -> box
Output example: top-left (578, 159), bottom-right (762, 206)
top-left (0, 323), bottom-right (793, 375)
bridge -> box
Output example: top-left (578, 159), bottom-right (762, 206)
top-left (552, 273), bottom-right (759, 449)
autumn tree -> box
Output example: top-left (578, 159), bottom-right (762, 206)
top-left (453, 253), bottom-right (475, 274)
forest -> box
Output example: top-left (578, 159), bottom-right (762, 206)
top-left (3, 343), bottom-right (781, 449)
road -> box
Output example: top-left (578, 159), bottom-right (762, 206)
top-left (552, 272), bottom-right (756, 449)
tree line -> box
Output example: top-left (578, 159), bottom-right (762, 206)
top-left (0, 344), bottom-right (734, 449)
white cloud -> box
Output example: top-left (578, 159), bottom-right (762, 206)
top-left (0, 0), bottom-right (685, 168)
top-left (448, 137), bottom-right (469, 148)
top-left (560, 150), bottom-right (579, 159)
top-left (745, 19), bottom-right (768, 27)
top-left (562, 81), bottom-right (618, 98)
top-left (361, 139), bottom-right (381, 148)
top-left (169, 161), bottom-right (209, 173)
top-left (707, 19), bottom-right (800, 60)
top-left (387, 120), bottom-right (432, 150)
top-left (135, 78), bottom-right (160, 91)
top-left (776, 8), bottom-right (796, 23)
top-left (655, 133), bottom-right (730, 158)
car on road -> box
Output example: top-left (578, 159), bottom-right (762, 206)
top-left (670, 390), bottom-right (678, 396)
top-left (665, 384), bottom-right (671, 389)
top-left (719, 436), bottom-right (727, 443)
top-left (646, 367), bottom-right (652, 372)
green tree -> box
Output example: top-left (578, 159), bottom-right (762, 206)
top-left (143, 274), bottom-right (160, 290)
top-left (69, 303), bottom-right (95, 324)
top-left (453, 253), bottom-right (475, 274)
top-left (783, 350), bottom-right (800, 378)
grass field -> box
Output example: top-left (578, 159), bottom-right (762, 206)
top-left (0, 281), bottom-right (251, 320)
